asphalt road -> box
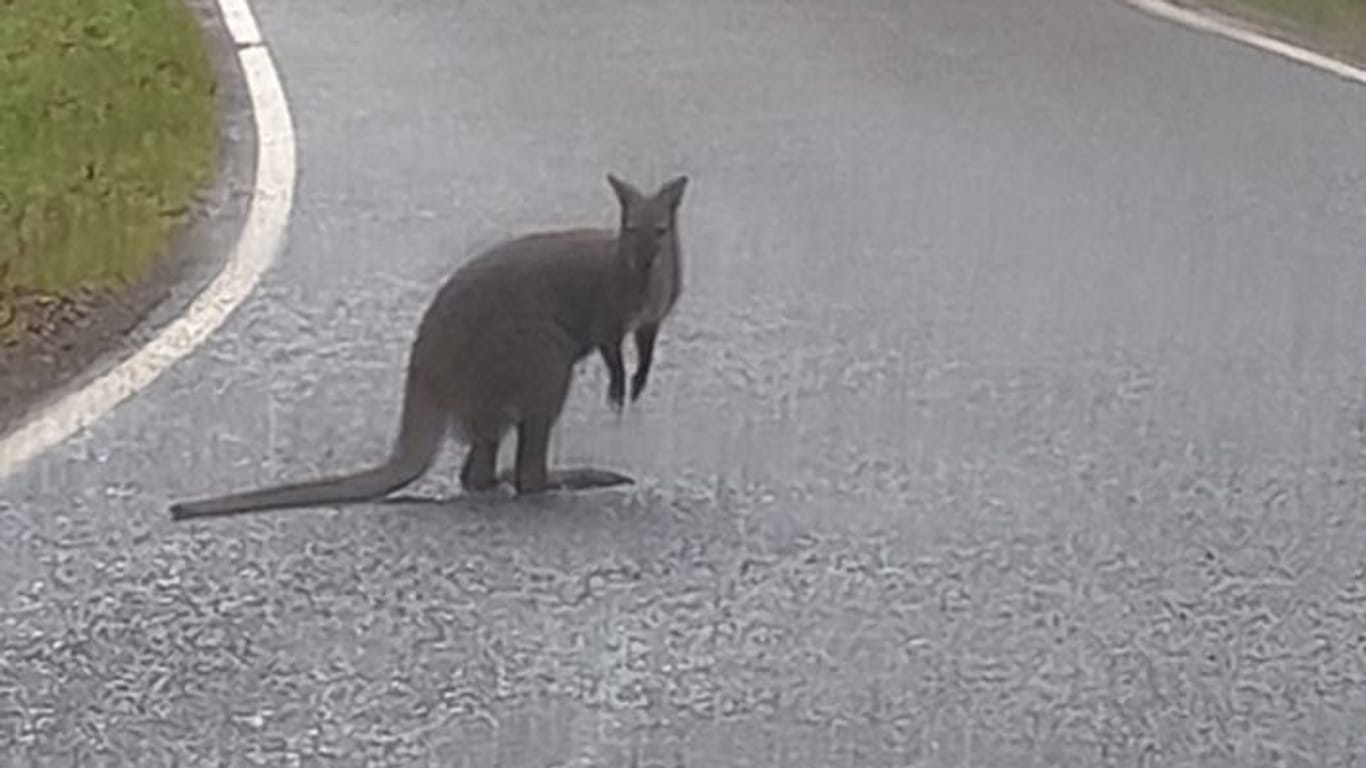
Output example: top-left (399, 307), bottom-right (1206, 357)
top-left (7, 0), bottom-right (1366, 764)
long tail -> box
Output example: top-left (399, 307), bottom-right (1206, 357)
top-left (169, 372), bottom-right (446, 521)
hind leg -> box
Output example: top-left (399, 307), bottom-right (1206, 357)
top-left (459, 438), bottom-right (500, 492)
top-left (512, 414), bottom-right (633, 495)
top-left (511, 415), bottom-right (555, 493)
top-left (507, 365), bottom-right (633, 495)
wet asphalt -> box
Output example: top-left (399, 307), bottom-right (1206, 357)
top-left (6, 0), bottom-right (1366, 764)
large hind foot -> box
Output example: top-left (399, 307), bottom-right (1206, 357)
top-left (495, 467), bottom-right (634, 494)
top-left (546, 468), bottom-right (634, 491)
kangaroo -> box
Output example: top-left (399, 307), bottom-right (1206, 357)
top-left (169, 173), bottom-right (688, 521)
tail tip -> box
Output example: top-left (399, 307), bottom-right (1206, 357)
top-left (168, 500), bottom-right (206, 521)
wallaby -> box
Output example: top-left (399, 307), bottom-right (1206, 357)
top-left (169, 173), bottom-right (688, 521)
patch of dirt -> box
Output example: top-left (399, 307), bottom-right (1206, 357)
top-left (0, 257), bottom-right (185, 433)
top-left (0, 0), bottom-right (257, 438)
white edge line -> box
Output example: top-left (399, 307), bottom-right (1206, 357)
top-left (0, 0), bottom-right (296, 481)
top-left (220, 0), bottom-right (263, 47)
top-left (1124, 0), bottom-right (1366, 86)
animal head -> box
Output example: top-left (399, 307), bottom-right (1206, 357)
top-left (607, 173), bottom-right (688, 275)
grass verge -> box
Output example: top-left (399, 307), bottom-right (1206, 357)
top-left (1176, 0), bottom-right (1366, 67)
top-left (0, 0), bottom-right (216, 344)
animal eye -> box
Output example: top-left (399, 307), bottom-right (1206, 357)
top-left (654, 225), bottom-right (669, 236)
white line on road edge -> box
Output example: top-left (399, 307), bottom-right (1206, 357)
top-left (219, 0), bottom-right (263, 45)
top-left (1124, 0), bottom-right (1366, 87)
top-left (0, 0), bottom-right (297, 481)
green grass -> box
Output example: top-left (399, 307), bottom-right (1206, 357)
top-left (1187, 0), bottom-right (1366, 64)
top-left (0, 0), bottom-right (216, 339)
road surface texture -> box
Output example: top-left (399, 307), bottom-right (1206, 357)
top-left (7, 0), bottom-right (1366, 765)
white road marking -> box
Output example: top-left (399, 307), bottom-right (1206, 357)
top-left (1123, 0), bottom-right (1366, 87)
top-left (219, 0), bottom-right (263, 47)
top-left (0, 0), bottom-right (297, 481)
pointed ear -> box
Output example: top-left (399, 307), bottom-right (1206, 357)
top-left (607, 174), bottom-right (643, 210)
top-left (657, 175), bottom-right (689, 210)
